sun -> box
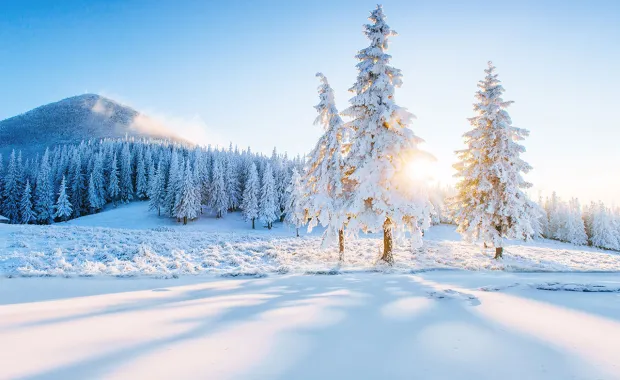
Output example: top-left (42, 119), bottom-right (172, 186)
top-left (406, 158), bottom-right (434, 182)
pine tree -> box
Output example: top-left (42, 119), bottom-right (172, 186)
top-left (590, 203), bottom-right (619, 250)
top-left (20, 180), bottom-right (37, 224)
top-left (241, 162), bottom-right (260, 229)
top-left (303, 73), bottom-right (350, 254)
top-left (259, 163), bottom-right (278, 229)
top-left (224, 154), bottom-right (240, 211)
top-left (149, 157), bottom-right (166, 216)
top-left (119, 144), bottom-right (133, 203)
top-left (165, 150), bottom-right (182, 217)
top-left (135, 151), bottom-right (148, 199)
top-left (54, 176), bottom-right (73, 222)
top-left (69, 151), bottom-right (85, 218)
top-left (174, 160), bottom-right (200, 224)
top-left (452, 62), bottom-right (536, 259)
top-left (341, 5), bottom-right (430, 264)
top-left (34, 148), bottom-right (55, 224)
top-left (108, 153), bottom-right (120, 206)
top-left (285, 168), bottom-right (307, 239)
top-left (209, 156), bottom-right (228, 218)
top-left (2, 150), bottom-right (22, 223)
top-left (556, 198), bottom-right (588, 245)
top-left (88, 173), bottom-right (104, 212)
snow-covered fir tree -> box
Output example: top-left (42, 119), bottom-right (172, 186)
top-left (285, 168), bottom-right (307, 239)
top-left (175, 160), bottom-right (200, 224)
top-left (555, 198), bottom-right (588, 245)
top-left (590, 202), bottom-right (619, 250)
top-left (224, 153), bottom-right (240, 211)
top-left (119, 143), bottom-right (133, 203)
top-left (210, 155), bottom-right (228, 218)
top-left (20, 180), bottom-right (37, 224)
top-left (88, 173), bottom-right (104, 212)
top-left (54, 176), bottom-right (73, 222)
top-left (302, 72), bottom-right (350, 253)
top-left (135, 150), bottom-right (148, 199)
top-left (2, 150), bottom-right (22, 223)
top-left (34, 148), bottom-right (55, 224)
top-left (69, 150), bottom-right (85, 218)
top-left (341, 5), bottom-right (430, 264)
top-left (241, 162), bottom-right (260, 229)
top-left (108, 153), bottom-right (120, 206)
top-left (164, 150), bottom-right (181, 217)
top-left (452, 62), bottom-right (536, 259)
top-left (259, 163), bottom-right (278, 229)
top-left (148, 156), bottom-right (166, 216)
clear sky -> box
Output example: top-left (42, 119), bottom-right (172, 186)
top-left (1, 0), bottom-right (619, 204)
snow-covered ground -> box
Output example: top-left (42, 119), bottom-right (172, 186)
top-left (1, 271), bottom-right (619, 379)
top-left (1, 202), bottom-right (619, 277)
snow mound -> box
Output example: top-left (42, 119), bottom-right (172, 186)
top-left (532, 282), bottom-right (620, 292)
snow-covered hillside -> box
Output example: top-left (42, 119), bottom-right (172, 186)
top-left (1, 202), bottom-right (619, 277)
top-left (0, 94), bottom-right (186, 157)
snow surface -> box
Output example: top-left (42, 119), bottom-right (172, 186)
top-left (1, 271), bottom-right (620, 379)
top-left (1, 202), bottom-right (619, 277)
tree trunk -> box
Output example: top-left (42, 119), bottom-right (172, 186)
top-left (380, 218), bottom-right (394, 265)
top-left (494, 247), bottom-right (503, 260)
top-left (338, 228), bottom-right (345, 263)
top-left (483, 242), bottom-right (488, 248)
top-left (183, 216), bottom-right (187, 225)
top-left (158, 207), bottom-right (160, 217)
top-left (268, 222), bottom-right (272, 230)
top-left (296, 227), bottom-right (299, 237)
top-left (252, 218), bottom-right (255, 229)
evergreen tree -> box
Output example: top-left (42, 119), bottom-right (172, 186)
top-left (241, 162), bottom-right (260, 229)
top-left (20, 180), bottom-right (37, 224)
top-left (149, 157), bottom-right (166, 216)
top-left (2, 150), bottom-right (21, 223)
top-left (590, 202), bottom-right (619, 250)
top-left (34, 149), bottom-right (55, 224)
top-left (119, 144), bottom-right (133, 203)
top-left (224, 154), bottom-right (240, 211)
top-left (259, 163), bottom-right (278, 229)
top-left (88, 173), bottom-right (104, 212)
top-left (303, 73), bottom-right (350, 253)
top-left (341, 5), bottom-right (430, 264)
top-left (285, 168), bottom-right (307, 239)
top-left (452, 62), bottom-right (536, 259)
top-left (164, 150), bottom-right (182, 217)
top-left (135, 151), bottom-right (148, 199)
top-left (69, 151), bottom-right (85, 218)
top-left (108, 153), bottom-right (120, 206)
top-left (54, 176), bottom-right (73, 222)
top-left (209, 156), bottom-right (228, 218)
top-left (174, 160), bottom-right (200, 224)
top-left (556, 198), bottom-right (588, 245)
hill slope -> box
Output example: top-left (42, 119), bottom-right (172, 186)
top-left (0, 94), bottom-right (187, 156)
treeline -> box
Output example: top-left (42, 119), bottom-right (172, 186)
top-left (538, 192), bottom-right (620, 251)
top-left (0, 139), bottom-right (304, 227)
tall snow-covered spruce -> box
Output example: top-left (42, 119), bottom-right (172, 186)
top-left (452, 62), bottom-right (537, 259)
top-left (302, 73), bottom-right (349, 255)
top-left (342, 5), bottom-right (430, 265)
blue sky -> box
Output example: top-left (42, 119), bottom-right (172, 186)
top-left (1, 0), bottom-right (619, 204)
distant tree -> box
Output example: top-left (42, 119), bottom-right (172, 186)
top-left (285, 168), bottom-right (307, 238)
top-left (135, 150), bottom-right (148, 199)
top-left (164, 150), bottom-right (182, 217)
top-left (149, 157), bottom-right (167, 216)
top-left (34, 148), bottom-right (55, 224)
top-left (108, 153), bottom-right (120, 206)
top-left (209, 156), bottom-right (228, 218)
top-left (259, 163), bottom-right (278, 229)
top-left (69, 150), bottom-right (85, 218)
top-left (2, 150), bottom-right (22, 223)
top-left (241, 162), bottom-right (260, 229)
top-left (119, 144), bottom-right (133, 203)
top-left (20, 180), bottom-right (37, 224)
top-left (590, 202), bottom-right (619, 250)
top-left (54, 176), bottom-right (73, 222)
top-left (175, 160), bottom-right (200, 224)
top-left (555, 198), bottom-right (588, 245)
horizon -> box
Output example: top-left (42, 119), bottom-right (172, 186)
top-left (1, 0), bottom-right (619, 205)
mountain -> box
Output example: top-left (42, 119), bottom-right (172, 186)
top-left (0, 94), bottom-right (187, 156)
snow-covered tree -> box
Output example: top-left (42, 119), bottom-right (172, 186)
top-left (590, 202), bottom-right (619, 250)
top-left (135, 151), bottom-right (148, 199)
top-left (108, 153), bottom-right (120, 206)
top-left (544, 191), bottom-right (562, 239)
top-left (303, 73), bottom-right (350, 254)
top-left (241, 162), bottom-right (260, 229)
top-left (285, 168), bottom-right (307, 239)
top-left (2, 150), bottom-right (22, 223)
top-left (555, 198), bottom-right (587, 245)
top-left (175, 160), bottom-right (200, 224)
top-left (119, 144), bottom-right (133, 203)
top-left (148, 157), bottom-right (166, 216)
top-left (34, 149), bottom-right (55, 224)
top-left (88, 173), bottom-right (104, 212)
top-left (452, 62), bottom-right (536, 259)
top-left (209, 156), bottom-right (228, 218)
top-left (54, 176), bottom-right (73, 222)
top-left (20, 180), bottom-right (37, 224)
top-left (259, 163), bottom-right (278, 229)
top-left (341, 5), bottom-right (431, 264)
top-left (164, 150), bottom-right (182, 217)
top-left (69, 151), bottom-right (85, 218)
top-left (224, 152), bottom-right (240, 211)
